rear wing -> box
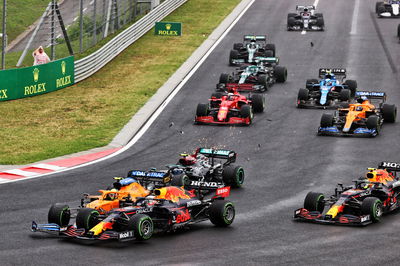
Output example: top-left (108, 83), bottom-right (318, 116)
top-left (296, 5), bottom-right (315, 11)
top-left (356, 91), bottom-right (386, 100)
top-left (127, 170), bottom-right (170, 185)
top-left (378, 161), bottom-right (400, 171)
top-left (319, 68), bottom-right (346, 78)
top-left (197, 148), bottom-right (236, 163)
top-left (243, 35), bottom-right (266, 42)
top-left (254, 56), bottom-right (279, 65)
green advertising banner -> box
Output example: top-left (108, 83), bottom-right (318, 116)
top-left (0, 56), bottom-right (74, 102)
top-left (155, 21), bottom-right (182, 36)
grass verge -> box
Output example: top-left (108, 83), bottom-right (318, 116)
top-left (0, 0), bottom-right (241, 164)
top-left (1, 1), bottom-right (49, 45)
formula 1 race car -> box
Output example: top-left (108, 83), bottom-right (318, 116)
top-left (229, 35), bottom-right (276, 66)
top-left (318, 91), bottom-right (397, 137)
top-left (294, 161), bottom-right (400, 226)
top-left (173, 148), bottom-right (245, 188)
top-left (297, 68), bottom-right (357, 109)
top-left (195, 88), bottom-right (265, 126)
top-left (376, 1), bottom-right (400, 17)
top-left (44, 176), bottom-right (152, 228)
top-left (32, 185), bottom-right (235, 242)
top-left (287, 5), bottom-right (324, 31)
top-left (217, 58), bottom-right (287, 93)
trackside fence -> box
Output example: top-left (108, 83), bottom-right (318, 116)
top-left (74, 0), bottom-right (187, 82)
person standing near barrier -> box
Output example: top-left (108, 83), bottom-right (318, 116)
top-left (32, 46), bottom-right (50, 65)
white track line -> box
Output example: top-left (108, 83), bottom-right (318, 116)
top-left (3, 169), bottom-right (38, 177)
top-left (350, 0), bottom-right (360, 35)
top-left (0, 0), bottom-right (256, 184)
top-left (32, 164), bottom-right (66, 170)
top-left (313, 0), bottom-right (320, 7)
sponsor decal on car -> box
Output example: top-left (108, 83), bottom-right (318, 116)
top-left (186, 200), bottom-right (202, 207)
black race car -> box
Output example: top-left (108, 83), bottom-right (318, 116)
top-left (217, 58), bottom-right (287, 93)
top-left (376, 1), bottom-right (400, 17)
top-left (287, 5), bottom-right (324, 31)
top-left (170, 148), bottom-right (245, 189)
top-left (229, 35), bottom-right (276, 66)
top-left (294, 161), bottom-right (400, 226)
top-left (32, 186), bottom-right (235, 242)
top-left (297, 68), bottom-right (357, 109)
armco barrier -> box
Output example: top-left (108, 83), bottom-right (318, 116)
top-left (75, 0), bottom-right (188, 83)
top-left (0, 56), bottom-right (74, 102)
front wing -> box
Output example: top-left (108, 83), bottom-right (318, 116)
top-left (318, 126), bottom-right (377, 137)
top-left (293, 208), bottom-right (372, 226)
top-left (195, 116), bottom-right (251, 126)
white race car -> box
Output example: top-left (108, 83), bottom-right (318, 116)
top-left (376, 1), bottom-right (400, 17)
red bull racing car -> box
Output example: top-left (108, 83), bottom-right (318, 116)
top-left (294, 161), bottom-right (400, 226)
top-left (32, 185), bottom-right (235, 242)
top-left (195, 88), bottom-right (265, 126)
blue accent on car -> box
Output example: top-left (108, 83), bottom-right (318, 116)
top-left (319, 126), bottom-right (339, 132)
top-left (354, 128), bottom-right (375, 134)
top-left (120, 177), bottom-right (137, 186)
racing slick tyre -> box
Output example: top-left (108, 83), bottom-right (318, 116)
top-left (258, 74), bottom-right (270, 91)
top-left (209, 200), bottom-right (235, 227)
top-left (48, 204), bottom-right (70, 227)
top-left (366, 115), bottom-right (380, 132)
top-left (196, 103), bottom-right (209, 117)
top-left (171, 174), bottom-right (189, 186)
top-left (240, 104), bottom-right (253, 121)
top-left (76, 208), bottom-right (100, 230)
top-left (127, 214), bottom-right (154, 241)
top-left (233, 43), bottom-right (243, 51)
top-left (316, 17), bottom-right (324, 29)
top-left (320, 113), bottom-right (334, 128)
top-left (219, 73), bottom-right (231, 84)
top-left (222, 165), bottom-right (245, 188)
top-left (229, 50), bottom-right (239, 66)
top-left (211, 92), bottom-right (223, 99)
top-left (264, 50), bottom-right (274, 58)
top-left (274, 66), bottom-right (287, 83)
top-left (306, 79), bottom-right (319, 89)
top-left (382, 103), bottom-right (397, 123)
top-left (264, 43), bottom-right (276, 57)
top-left (339, 89), bottom-right (351, 102)
top-left (315, 13), bottom-right (323, 18)
top-left (287, 13), bottom-right (297, 19)
top-left (250, 94), bottom-right (265, 113)
top-left (343, 80), bottom-right (357, 97)
top-left (287, 17), bottom-right (296, 30)
top-left (297, 88), bottom-right (309, 101)
top-left (304, 192), bottom-right (325, 213)
top-left (377, 5), bottom-right (386, 16)
top-left (398, 24), bottom-right (400, 38)
top-left (361, 197), bottom-right (383, 223)
top-left (376, 2), bottom-right (384, 14)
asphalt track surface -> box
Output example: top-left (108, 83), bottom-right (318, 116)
top-left (2, 0), bottom-right (400, 265)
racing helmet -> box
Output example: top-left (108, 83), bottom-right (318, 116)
top-left (179, 155), bottom-right (196, 166)
top-left (356, 95), bottom-right (367, 103)
top-left (107, 188), bottom-right (118, 200)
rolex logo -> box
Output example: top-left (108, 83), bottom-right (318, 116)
top-left (166, 24), bottom-right (172, 30)
top-left (33, 68), bottom-right (40, 82)
top-left (61, 61), bottom-right (66, 75)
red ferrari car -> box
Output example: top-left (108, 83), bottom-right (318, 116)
top-left (195, 88), bottom-right (265, 126)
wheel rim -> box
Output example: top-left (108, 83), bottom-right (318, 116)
top-left (236, 169), bottom-right (244, 185)
top-left (375, 202), bottom-right (383, 218)
top-left (224, 205), bottom-right (235, 223)
top-left (141, 219), bottom-right (152, 237)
